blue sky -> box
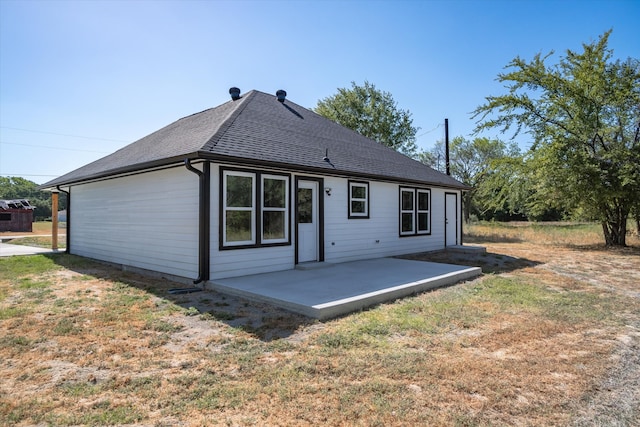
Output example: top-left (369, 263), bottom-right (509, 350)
top-left (1, 0), bottom-right (638, 184)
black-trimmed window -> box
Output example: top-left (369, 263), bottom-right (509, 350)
top-left (261, 174), bottom-right (289, 243)
top-left (221, 168), bottom-right (290, 249)
top-left (399, 187), bottom-right (431, 236)
top-left (348, 180), bottom-right (369, 218)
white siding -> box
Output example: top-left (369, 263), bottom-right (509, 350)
top-left (67, 163), bottom-right (461, 281)
top-left (70, 167), bottom-right (200, 279)
top-left (323, 177), bottom-right (456, 263)
top-left (209, 164), bottom-right (295, 279)
top-left (209, 167), bottom-right (461, 278)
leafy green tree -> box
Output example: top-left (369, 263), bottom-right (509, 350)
top-left (315, 81), bottom-right (419, 157)
top-left (422, 137), bottom-right (516, 222)
top-left (473, 152), bottom-right (568, 221)
top-left (473, 31), bottom-right (640, 246)
top-left (471, 152), bottom-right (529, 219)
top-left (0, 176), bottom-right (66, 221)
top-left (633, 203), bottom-right (640, 236)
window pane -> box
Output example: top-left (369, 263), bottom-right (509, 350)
top-left (401, 190), bottom-right (413, 210)
top-left (263, 211), bottom-right (285, 240)
top-left (298, 188), bottom-right (312, 223)
top-left (351, 185), bottom-right (366, 199)
top-left (418, 213), bottom-right (429, 231)
top-left (351, 201), bottom-right (365, 214)
top-left (226, 175), bottom-right (252, 207)
top-left (401, 213), bottom-right (414, 233)
top-left (225, 211), bottom-right (252, 242)
top-left (264, 178), bottom-right (286, 208)
top-left (418, 192), bottom-right (429, 211)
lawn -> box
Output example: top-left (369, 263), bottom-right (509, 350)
top-left (1, 222), bottom-right (639, 426)
top-left (0, 221), bottom-right (66, 249)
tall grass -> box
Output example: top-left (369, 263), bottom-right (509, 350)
top-left (466, 221), bottom-right (610, 247)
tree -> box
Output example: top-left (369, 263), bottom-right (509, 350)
top-left (0, 176), bottom-right (66, 221)
top-left (314, 81), bottom-right (419, 157)
top-left (473, 31), bottom-right (640, 246)
top-left (422, 137), bottom-right (516, 222)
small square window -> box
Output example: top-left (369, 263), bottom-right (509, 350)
top-left (348, 181), bottom-right (369, 219)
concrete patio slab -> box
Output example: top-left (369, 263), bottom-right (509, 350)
top-left (209, 257), bottom-right (482, 320)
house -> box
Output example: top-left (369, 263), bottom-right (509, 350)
top-left (0, 199), bottom-right (35, 232)
top-left (40, 89), bottom-right (468, 284)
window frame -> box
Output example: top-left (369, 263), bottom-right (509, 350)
top-left (399, 186), bottom-right (432, 237)
top-left (261, 173), bottom-right (289, 244)
top-left (399, 187), bottom-right (415, 236)
top-left (222, 170), bottom-right (256, 247)
top-left (348, 180), bottom-right (370, 219)
top-left (416, 189), bottom-right (431, 234)
top-left (220, 167), bottom-right (291, 250)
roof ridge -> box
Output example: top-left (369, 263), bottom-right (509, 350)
top-left (202, 90), bottom-right (257, 150)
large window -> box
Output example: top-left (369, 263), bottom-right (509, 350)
top-left (223, 171), bottom-right (255, 246)
top-left (399, 187), bottom-right (431, 236)
top-left (400, 188), bottom-right (415, 235)
top-left (348, 180), bottom-right (369, 219)
top-left (221, 169), bottom-right (290, 249)
top-left (262, 174), bottom-right (289, 243)
top-left (417, 189), bottom-right (431, 233)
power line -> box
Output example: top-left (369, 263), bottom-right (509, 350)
top-left (416, 123), bottom-right (442, 138)
top-left (0, 126), bottom-right (130, 143)
top-left (0, 140), bottom-right (109, 154)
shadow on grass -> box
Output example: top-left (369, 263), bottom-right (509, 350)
top-left (399, 249), bottom-right (540, 274)
top-left (561, 243), bottom-right (640, 256)
top-left (42, 253), bottom-right (316, 342)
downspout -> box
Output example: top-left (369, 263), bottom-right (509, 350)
top-left (184, 159), bottom-right (210, 285)
top-left (460, 191), bottom-right (464, 246)
top-left (56, 186), bottom-right (70, 254)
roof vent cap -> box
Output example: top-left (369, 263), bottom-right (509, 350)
top-left (276, 89), bottom-right (287, 102)
top-left (229, 87), bottom-right (241, 101)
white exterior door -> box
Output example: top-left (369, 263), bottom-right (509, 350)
top-left (445, 192), bottom-right (458, 246)
top-left (297, 180), bottom-right (318, 263)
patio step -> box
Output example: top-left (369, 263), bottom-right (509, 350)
top-left (295, 262), bottom-right (334, 271)
top-left (446, 245), bottom-right (487, 255)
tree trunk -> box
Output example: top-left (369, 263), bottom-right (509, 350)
top-left (463, 191), bottom-right (473, 224)
top-left (601, 203), bottom-right (628, 246)
top-left (636, 217), bottom-right (640, 237)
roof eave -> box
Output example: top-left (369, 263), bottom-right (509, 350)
top-left (38, 151), bottom-right (470, 192)
top-left (38, 154), bottom-right (202, 190)
top-left (199, 152), bottom-right (471, 190)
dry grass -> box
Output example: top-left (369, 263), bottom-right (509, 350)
top-left (0, 221), bottom-right (62, 236)
top-left (1, 222), bottom-right (639, 426)
top-left (1, 221), bottom-right (66, 248)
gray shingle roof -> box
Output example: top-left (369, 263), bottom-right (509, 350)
top-left (41, 90), bottom-right (467, 189)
